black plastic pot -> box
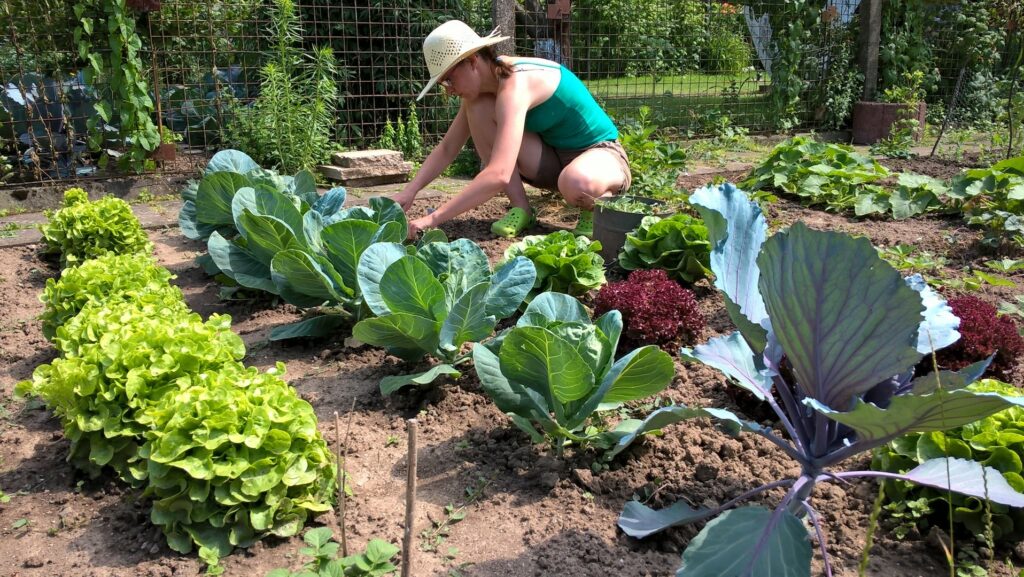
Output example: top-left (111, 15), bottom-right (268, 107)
top-left (592, 197), bottom-right (665, 263)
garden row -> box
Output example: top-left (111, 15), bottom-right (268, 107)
top-left (13, 141), bottom-right (1024, 574)
top-left (173, 147), bottom-right (1024, 575)
top-left (16, 188), bottom-right (338, 573)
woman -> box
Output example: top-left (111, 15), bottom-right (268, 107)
top-left (392, 20), bottom-right (631, 238)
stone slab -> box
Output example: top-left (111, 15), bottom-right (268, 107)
top-left (331, 149), bottom-right (404, 168)
top-left (319, 161), bottom-right (413, 185)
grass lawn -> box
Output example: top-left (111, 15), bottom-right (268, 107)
top-left (584, 71), bottom-right (764, 98)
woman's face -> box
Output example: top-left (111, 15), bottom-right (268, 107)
top-left (440, 56), bottom-right (477, 98)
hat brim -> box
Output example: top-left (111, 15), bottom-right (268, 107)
top-left (416, 35), bottom-right (509, 101)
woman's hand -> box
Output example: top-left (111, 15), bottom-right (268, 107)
top-left (392, 188), bottom-right (418, 213)
top-left (406, 215), bottom-right (431, 240)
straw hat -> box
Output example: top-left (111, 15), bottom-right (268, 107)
top-left (417, 20), bottom-right (509, 100)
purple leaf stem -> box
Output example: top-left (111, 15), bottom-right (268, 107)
top-left (773, 374), bottom-right (811, 451)
top-left (801, 500), bottom-right (833, 577)
top-left (757, 427), bottom-right (814, 469)
top-left (816, 435), bottom-right (894, 469)
top-left (689, 479), bottom-right (798, 526)
top-left (743, 476), bottom-right (811, 575)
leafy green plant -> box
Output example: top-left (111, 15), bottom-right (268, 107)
top-left (741, 136), bottom-right (892, 213)
top-left (856, 172), bottom-right (947, 220)
top-left (880, 70), bottom-right (927, 105)
top-left (201, 178), bottom-right (410, 339)
top-left (616, 183), bottom-right (1024, 576)
top-left (267, 528), bottom-right (398, 577)
top-left (618, 106), bottom-right (688, 201)
top-left (947, 155), bottom-right (1024, 248)
top-left (592, 269), bottom-right (705, 350)
top-left (140, 361), bottom-right (337, 567)
top-left (873, 379), bottom-right (1024, 543)
top-left (870, 118), bottom-right (920, 159)
top-left (75, 0), bottom-right (160, 172)
top-left (501, 231), bottom-right (605, 300)
top-left (40, 188), bottom-right (153, 267)
top-left (39, 252), bottom-right (174, 340)
top-left (353, 239), bottom-right (536, 395)
top-left (877, 244), bottom-right (948, 276)
top-left (225, 0), bottom-right (342, 173)
top-left (618, 212), bottom-right (711, 283)
top-left (595, 196), bottom-right (665, 215)
top-left (178, 149), bottom-right (324, 242)
top-left (159, 126), bottom-right (183, 145)
top-left (16, 291), bottom-right (243, 485)
top-left (473, 292), bottom-right (676, 456)
top-left (377, 103), bottom-right (424, 162)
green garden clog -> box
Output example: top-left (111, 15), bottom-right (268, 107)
top-left (491, 207), bottom-right (535, 238)
top-left (570, 209), bottom-right (594, 237)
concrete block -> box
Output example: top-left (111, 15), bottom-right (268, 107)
top-left (331, 149), bottom-right (404, 168)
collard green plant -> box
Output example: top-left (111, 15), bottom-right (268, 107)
top-left (40, 188), bottom-right (153, 267)
top-left (947, 155), bottom-right (1024, 248)
top-left (618, 212), bottom-right (711, 283)
top-left (873, 379), bottom-right (1024, 543)
top-left (140, 361), bottom-right (337, 567)
top-left (39, 252), bottom-right (173, 340)
top-left (266, 527), bottom-right (398, 577)
top-left (472, 292), bottom-right (676, 456)
top-left (353, 239), bottom-right (536, 395)
top-left (740, 136), bottom-right (891, 213)
top-left (616, 183), bottom-right (1024, 577)
top-left (16, 292), bottom-right (243, 485)
top-left (501, 231), bottom-right (605, 300)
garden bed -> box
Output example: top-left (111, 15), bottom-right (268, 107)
top-left (1, 153), bottom-right (1022, 577)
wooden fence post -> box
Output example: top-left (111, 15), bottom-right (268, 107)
top-left (858, 0), bottom-right (883, 101)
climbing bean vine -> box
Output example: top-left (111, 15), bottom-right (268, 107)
top-left (75, 0), bottom-right (159, 173)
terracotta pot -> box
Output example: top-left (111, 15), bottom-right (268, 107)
top-left (151, 143), bottom-right (176, 162)
top-left (592, 197), bottom-right (665, 263)
top-left (851, 101), bottom-right (926, 145)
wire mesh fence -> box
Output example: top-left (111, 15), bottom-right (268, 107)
top-left (0, 0), bottom-right (1020, 187)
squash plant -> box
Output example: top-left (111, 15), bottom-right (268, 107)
top-left (353, 238), bottom-right (536, 395)
top-left (616, 184), bottom-right (1024, 577)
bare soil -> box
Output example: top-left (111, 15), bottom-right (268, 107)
top-left (1, 156), bottom-right (1023, 577)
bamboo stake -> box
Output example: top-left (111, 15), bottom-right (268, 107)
top-left (401, 419), bottom-right (418, 577)
top-left (339, 398), bottom-right (356, 557)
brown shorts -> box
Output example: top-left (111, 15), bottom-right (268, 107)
top-left (522, 140), bottom-right (632, 194)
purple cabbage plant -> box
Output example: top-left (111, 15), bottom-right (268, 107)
top-left (615, 184), bottom-right (1024, 577)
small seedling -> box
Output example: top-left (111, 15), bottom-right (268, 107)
top-left (420, 478), bottom-right (491, 554)
top-left (266, 527), bottom-right (398, 577)
top-left (385, 435), bottom-right (400, 448)
top-left (12, 518), bottom-right (28, 529)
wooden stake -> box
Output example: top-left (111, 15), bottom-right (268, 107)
top-left (401, 419), bottom-right (418, 577)
top-left (339, 398), bottom-right (356, 557)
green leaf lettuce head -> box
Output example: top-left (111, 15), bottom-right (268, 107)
top-left (39, 252), bottom-right (177, 340)
top-left (16, 293), bottom-right (245, 485)
top-left (40, 187), bottom-right (153, 267)
top-left (618, 213), bottom-right (712, 284)
top-left (872, 379), bottom-right (1024, 541)
top-left (501, 231), bottom-right (605, 299)
top-left (140, 361), bottom-right (337, 561)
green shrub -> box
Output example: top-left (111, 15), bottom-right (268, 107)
top-left (225, 0), bottom-right (342, 173)
top-left (872, 379), bottom-right (1024, 542)
top-left (17, 292), bottom-right (243, 484)
top-left (39, 252), bottom-right (174, 340)
top-left (703, 30), bottom-right (751, 74)
top-left (140, 361), bottom-right (337, 565)
top-left (40, 188), bottom-right (152, 267)
top-left (618, 107), bottom-right (688, 201)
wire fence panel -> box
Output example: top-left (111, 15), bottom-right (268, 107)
top-left (0, 0), bottom-right (1020, 186)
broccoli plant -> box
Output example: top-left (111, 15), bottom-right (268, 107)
top-left (616, 184), bottom-right (1024, 577)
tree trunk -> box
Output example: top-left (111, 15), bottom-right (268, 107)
top-left (492, 0), bottom-right (517, 56)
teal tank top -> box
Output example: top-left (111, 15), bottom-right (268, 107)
top-left (511, 60), bottom-right (618, 150)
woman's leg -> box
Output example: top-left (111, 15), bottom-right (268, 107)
top-left (557, 148), bottom-right (629, 210)
top-left (463, 94), bottom-right (547, 214)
